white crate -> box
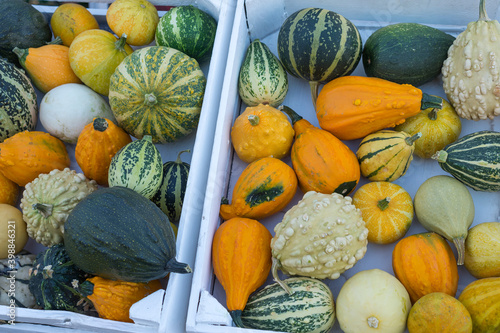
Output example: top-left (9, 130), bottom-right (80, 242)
top-left (0, 1), bottom-right (236, 332)
top-left (186, 0), bottom-right (500, 332)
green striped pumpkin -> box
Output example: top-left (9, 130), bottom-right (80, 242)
top-left (356, 130), bottom-right (421, 182)
top-left (234, 277), bottom-right (335, 333)
top-left (238, 39), bottom-right (288, 107)
top-left (277, 7), bottom-right (362, 106)
top-left (433, 130), bottom-right (500, 191)
top-left (108, 135), bottom-right (163, 199)
top-left (0, 57), bottom-right (37, 142)
top-left (151, 149), bottom-right (190, 224)
top-left (155, 5), bottom-right (217, 61)
top-left (109, 46), bottom-right (206, 143)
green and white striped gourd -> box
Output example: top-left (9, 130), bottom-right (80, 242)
top-left (0, 57), bottom-right (37, 142)
top-left (151, 149), bottom-right (190, 224)
top-left (155, 5), bottom-right (217, 61)
top-left (433, 130), bottom-right (500, 191)
top-left (235, 277), bottom-right (335, 333)
top-left (277, 7), bottom-right (362, 106)
top-left (238, 39), bottom-right (288, 107)
top-left (108, 135), bottom-right (163, 199)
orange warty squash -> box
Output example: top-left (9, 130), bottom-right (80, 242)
top-left (315, 76), bottom-right (443, 140)
top-left (0, 131), bottom-right (71, 186)
top-left (281, 105), bottom-right (360, 195)
top-left (80, 276), bottom-right (162, 322)
top-left (50, 3), bottom-right (99, 46)
top-left (392, 232), bottom-right (458, 304)
top-left (220, 157), bottom-right (297, 220)
top-left (75, 117), bottom-right (132, 186)
top-left (212, 217), bottom-right (272, 324)
top-left (0, 172), bottom-right (19, 206)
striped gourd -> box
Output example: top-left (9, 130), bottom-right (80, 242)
top-left (277, 7), bottom-right (362, 106)
top-left (357, 130), bottom-right (421, 182)
top-left (155, 5), bottom-right (217, 61)
top-left (433, 130), bottom-right (500, 191)
top-left (108, 135), bottom-right (163, 199)
top-left (151, 149), bottom-right (190, 224)
top-left (0, 57), bottom-right (37, 142)
top-left (109, 46), bottom-right (206, 143)
top-left (238, 39), bottom-right (288, 107)
top-left (235, 277), bottom-right (335, 333)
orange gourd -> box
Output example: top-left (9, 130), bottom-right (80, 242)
top-left (80, 276), bottom-right (162, 322)
top-left (0, 131), bottom-right (70, 186)
top-left (75, 117), bottom-right (132, 186)
top-left (315, 76), bottom-right (443, 140)
top-left (50, 3), bottom-right (99, 46)
top-left (352, 181), bottom-right (413, 244)
top-left (13, 40), bottom-right (82, 94)
top-left (281, 105), bottom-right (360, 195)
top-left (392, 232), bottom-right (458, 304)
top-left (219, 157), bottom-right (297, 220)
top-left (212, 217), bottom-right (272, 324)
top-left (0, 172), bottom-right (19, 206)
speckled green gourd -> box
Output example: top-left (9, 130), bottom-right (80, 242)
top-left (271, 191), bottom-right (368, 286)
top-left (109, 46), bottom-right (206, 143)
top-left (442, 0), bottom-right (500, 120)
top-left (108, 135), bottom-right (163, 199)
top-left (20, 168), bottom-right (98, 247)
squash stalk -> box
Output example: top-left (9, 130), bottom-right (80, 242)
top-left (144, 93), bottom-right (157, 107)
top-left (230, 310), bottom-right (245, 328)
top-left (421, 93), bottom-right (443, 110)
top-left (453, 237), bottom-right (466, 265)
top-left (33, 203), bottom-right (53, 218)
top-left (247, 114), bottom-right (260, 126)
top-left (164, 257), bottom-right (192, 274)
top-left (279, 105), bottom-right (314, 136)
top-left (115, 34), bottom-right (128, 51)
top-left (428, 108), bottom-right (438, 120)
top-left (310, 81), bottom-right (320, 109)
top-left (431, 150), bottom-right (448, 163)
top-left (175, 149), bottom-right (191, 163)
top-left (405, 132), bottom-right (422, 146)
top-left (271, 257), bottom-right (293, 295)
top-left (92, 117), bottom-right (109, 132)
top-left (377, 197), bottom-right (391, 211)
top-left (479, 0), bottom-right (489, 21)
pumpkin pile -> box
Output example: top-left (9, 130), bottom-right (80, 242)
top-left (0, 0), bottom-right (218, 324)
top-left (214, 2), bottom-right (500, 333)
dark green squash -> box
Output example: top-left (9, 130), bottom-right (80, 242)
top-left (0, 0), bottom-right (52, 66)
top-left (64, 186), bottom-right (192, 283)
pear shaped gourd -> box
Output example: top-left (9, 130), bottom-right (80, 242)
top-left (414, 175), bottom-right (474, 265)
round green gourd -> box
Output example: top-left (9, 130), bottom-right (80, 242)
top-left (414, 175), bottom-right (475, 265)
top-left (0, 57), bottom-right (38, 142)
top-left (108, 135), bottom-right (163, 199)
top-left (63, 186), bottom-right (191, 283)
top-left (151, 149), bottom-right (190, 224)
top-left (109, 46), bottom-right (206, 143)
top-left (155, 5), bottom-right (217, 61)
top-left (238, 39), bottom-right (288, 107)
top-left (277, 7), bottom-right (362, 106)
top-left (362, 23), bottom-right (455, 86)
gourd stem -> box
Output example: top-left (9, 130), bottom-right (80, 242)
top-left (479, 0), bottom-right (490, 21)
top-left (405, 132), bottom-right (422, 146)
top-left (421, 93), bottom-right (443, 110)
top-left (78, 280), bottom-right (95, 298)
top-left (453, 237), bottom-right (466, 265)
top-left (92, 118), bottom-right (109, 132)
top-left (142, 135), bottom-right (153, 142)
top-left (248, 114), bottom-right (260, 126)
top-left (309, 81), bottom-right (319, 109)
top-left (279, 105), bottom-right (303, 125)
top-left (47, 36), bottom-right (63, 45)
top-left (271, 257), bottom-right (294, 295)
top-left (431, 150), bottom-right (448, 163)
top-left (33, 203), bottom-right (53, 218)
top-left (230, 310), bottom-right (245, 328)
top-left (144, 93), bottom-right (157, 106)
top-left (12, 47), bottom-right (28, 63)
top-left (428, 108), bottom-right (438, 120)
top-left (115, 34), bottom-right (128, 50)
top-left (377, 197), bottom-right (391, 211)
top-left (164, 257), bottom-right (192, 274)
top-left (175, 149), bottom-right (191, 164)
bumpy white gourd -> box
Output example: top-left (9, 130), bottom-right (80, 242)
top-left (271, 191), bottom-right (368, 287)
top-left (20, 168), bottom-right (97, 247)
top-left (442, 0), bottom-right (500, 120)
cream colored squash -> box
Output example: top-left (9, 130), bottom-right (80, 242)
top-left (464, 222), bottom-right (500, 278)
top-left (0, 204), bottom-right (28, 259)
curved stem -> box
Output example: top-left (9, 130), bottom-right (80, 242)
top-left (279, 105), bottom-right (303, 125)
top-left (310, 81), bottom-right (319, 109)
top-left (230, 310), bottom-right (245, 328)
top-left (271, 257), bottom-right (293, 295)
top-left (479, 0), bottom-right (490, 21)
top-left (33, 203), bottom-right (53, 218)
top-left (175, 149), bottom-right (191, 164)
top-left (453, 237), bottom-right (466, 265)
top-left (427, 108), bottom-right (438, 120)
top-left (421, 93), bottom-right (443, 110)
top-left (115, 34), bottom-right (128, 51)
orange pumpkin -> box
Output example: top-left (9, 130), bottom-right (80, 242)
top-left (392, 232), bottom-right (458, 304)
top-left (50, 3), bottom-right (99, 46)
top-left (212, 217), bottom-right (272, 323)
top-left (282, 105), bottom-right (360, 195)
top-left (75, 117), bottom-right (132, 186)
top-left (0, 172), bottom-right (19, 206)
top-left (0, 131), bottom-right (70, 186)
top-left (315, 76), bottom-right (443, 140)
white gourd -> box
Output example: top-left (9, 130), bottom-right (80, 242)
top-left (271, 191), bottom-right (368, 291)
top-left (442, 0), bottom-right (500, 120)
top-left (20, 168), bottom-right (98, 247)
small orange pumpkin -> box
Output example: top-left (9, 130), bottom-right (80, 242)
top-left (75, 117), bottom-right (132, 186)
top-left (50, 3), bottom-right (99, 46)
top-left (392, 232), bottom-right (458, 304)
top-left (212, 217), bottom-right (272, 324)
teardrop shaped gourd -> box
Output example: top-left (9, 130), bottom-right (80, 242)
top-left (414, 175), bottom-right (474, 265)
top-left (282, 105), bottom-right (360, 195)
top-left (238, 39), bottom-right (288, 107)
top-left (356, 130), bottom-right (421, 182)
top-left (392, 232), bottom-right (459, 304)
top-left (211, 217), bottom-right (272, 324)
top-left (220, 157), bottom-right (297, 220)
